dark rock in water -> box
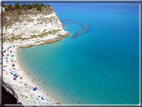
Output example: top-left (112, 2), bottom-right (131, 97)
top-left (56, 102), bottom-right (60, 104)
top-left (62, 20), bottom-right (90, 39)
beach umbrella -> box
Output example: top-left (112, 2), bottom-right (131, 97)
top-left (3, 65), bottom-right (7, 67)
top-left (11, 55), bottom-right (14, 57)
top-left (15, 75), bottom-right (18, 77)
top-left (15, 73), bottom-right (19, 76)
top-left (11, 57), bottom-right (14, 61)
top-left (10, 71), bottom-right (15, 74)
top-left (11, 71), bottom-right (16, 74)
top-left (14, 73), bottom-right (18, 76)
top-left (42, 96), bottom-right (47, 100)
top-left (5, 71), bottom-right (8, 75)
top-left (6, 59), bottom-right (8, 62)
top-left (24, 82), bottom-right (28, 85)
top-left (33, 87), bottom-right (37, 91)
top-left (12, 62), bottom-right (15, 64)
top-left (13, 76), bottom-right (17, 80)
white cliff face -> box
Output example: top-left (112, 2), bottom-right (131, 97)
top-left (3, 11), bottom-right (65, 39)
top-left (2, 10), bottom-right (69, 47)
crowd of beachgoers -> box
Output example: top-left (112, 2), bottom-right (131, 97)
top-left (2, 44), bottom-right (57, 105)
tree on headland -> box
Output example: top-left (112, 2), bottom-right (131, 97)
top-left (15, 3), bottom-right (20, 9)
top-left (2, 3), bottom-right (54, 14)
top-left (4, 6), bottom-right (9, 11)
top-left (41, 3), bottom-right (44, 7)
top-left (21, 3), bottom-right (27, 8)
top-left (27, 4), bottom-right (32, 9)
top-left (2, 4), bottom-right (7, 7)
top-left (47, 4), bottom-right (50, 8)
top-left (11, 6), bottom-right (15, 11)
top-left (8, 4), bottom-right (12, 10)
top-left (37, 6), bottom-right (42, 12)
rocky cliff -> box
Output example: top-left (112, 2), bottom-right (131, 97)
top-left (2, 4), bottom-right (69, 47)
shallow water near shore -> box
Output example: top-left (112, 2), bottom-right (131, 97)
top-left (18, 3), bottom-right (139, 104)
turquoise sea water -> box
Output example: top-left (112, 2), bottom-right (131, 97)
top-left (17, 3), bottom-right (139, 104)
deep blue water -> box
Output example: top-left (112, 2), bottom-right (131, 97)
top-left (18, 3), bottom-right (139, 104)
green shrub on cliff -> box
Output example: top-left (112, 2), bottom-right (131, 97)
top-left (49, 31), bottom-right (52, 34)
top-left (24, 7), bottom-right (28, 10)
top-left (15, 3), bottom-right (20, 9)
top-left (18, 11), bottom-right (22, 15)
top-left (37, 6), bottom-right (42, 12)
top-left (3, 3), bottom-right (55, 28)
top-left (8, 4), bottom-right (12, 10)
top-left (11, 6), bottom-right (15, 11)
top-left (27, 4), bottom-right (32, 9)
top-left (21, 3), bottom-right (27, 8)
top-left (5, 6), bottom-right (9, 11)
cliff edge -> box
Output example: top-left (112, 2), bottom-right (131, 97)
top-left (2, 3), bottom-right (69, 47)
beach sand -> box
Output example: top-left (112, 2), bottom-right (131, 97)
top-left (3, 43), bottom-right (59, 105)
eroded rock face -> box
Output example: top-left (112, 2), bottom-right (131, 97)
top-left (2, 6), bottom-right (69, 47)
top-left (3, 11), bottom-right (63, 39)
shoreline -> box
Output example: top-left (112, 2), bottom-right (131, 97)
top-left (15, 48), bottom-right (58, 104)
top-left (3, 32), bottom-right (69, 105)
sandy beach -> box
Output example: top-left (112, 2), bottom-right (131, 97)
top-left (2, 3), bottom-right (69, 105)
top-left (3, 43), bottom-right (60, 105)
